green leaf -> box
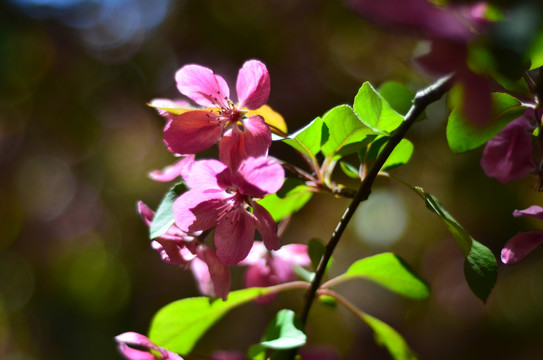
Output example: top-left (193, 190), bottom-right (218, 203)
top-left (340, 161), bottom-right (361, 179)
top-left (328, 253), bottom-right (430, 300)
top-left (149, 288), bottom-right (273, 355)
top-left (149, 182), bottom-right (187, 239)
top-left (257, 179), bottom-right (313, 222)
top-left (321, 105), bottom-right (376, 158)
top-left (247, 344), bottom-right (267, 360)
top-left (260, 309), bottom-right (306, 350)
top-left (446, 92), bottom-right (525, 153)
top-left (380, 139), bottom-right (414, 171)
top-left (282, 117), bottom-right (328, 157)
top-left (308, 238), bottom-right (325, 271)
top-left (359, 312), bottom-right (418, 360)
top-left (379, 81), bottom-right (414, 116)
top-left (353, 82), bottom-right (404, 133)
top-left (415, 188), bottom-right (498, 302)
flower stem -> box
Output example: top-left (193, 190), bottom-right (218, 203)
top-left (299, 74), bottom-right (454, 327)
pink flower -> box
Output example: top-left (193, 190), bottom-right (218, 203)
top-left (501, 206), bottom-right (543, 264)
top-left (480, 111), bottom-right (536, 183)
top-left (173, 156), bottom-right (284, 265)
top-left (115, 332), bottom-right (183, 360)
top-left (148, 155), bottom-right (195, 182)
top-left (162, 60), bottom-right (272, 168)
top-left (241, 242), bottom-right (310, 303)
top-left (137, 201), bottom-right (231, 300)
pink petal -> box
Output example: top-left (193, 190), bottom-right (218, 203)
top-left (151, 239), bottom-right (195, 267)
top-left (115, 332), bottom-right (156, 350)
top-left (173, 190), bottom-right (226, 233)
top-left (276, 244), bottom-right (310, 266)
top-left (215, 208), bottom-right (256, 265)
top-left (117, 343), bottom-right (156, 360)
top-left (239, 241), bottom-right (268, 265)
top-left (253, 203), bottom-right (281, 251)
top-left (235, 156), bottom-right (284, 199)
top-left (501, 232), bottom-right (543, 264)
top-left (219, 115), bottom-right (271, 169)
top-left (513, 205), bottom-right (543, 221)
top-left (175, 64), bottom-right (230, 108)
top-left (236, 60), bottom-right (270, 110)
top-left (196, 245), bottom-right (231, 300)
top-left (244, 262), bottom-right (278, 304)
top-left (137, 201), bottom-right (155, 227)
top-left (481, 113), bottom-right (536, 183)
top-left (183, 159), bottom-right (227, 191)
top-left (149, 156), bottom-right (195, 182)
top-left (163, 111), bottom-right (223, 155)
top-left (191, 257), bottom-right (214, 297)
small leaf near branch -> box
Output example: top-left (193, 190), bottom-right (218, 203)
top-left (282, 116), bottom-right (328, 157)
top-left (260, 309), bottom-right (306, 350)
top-left (360, 312), bottom-right (418, 360)
top-left (353, 82), bottom-right (404, 133)
top-left (149, 182), bottom-right (187, 239)
top-left (325, 252), bottom-right (430, 300)
top-left (414, 188), bottom-right (498, 302)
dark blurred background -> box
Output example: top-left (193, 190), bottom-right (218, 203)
top-left (2, 0), bottom-right (543, 359)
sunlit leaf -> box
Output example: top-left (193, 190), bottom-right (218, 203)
top-left (367, 137), bottom-right (414, 171)
top-left (149, 288), bottom-right (273, 355)
top-left (257, 179), bottom-right (313, 222)
top-left (339, 161), bottom-right (361, 179)
top-left (321, 105), bottom-right (376, 158)
top-left (379, 81), bottom-right (414, 116)
top-left (149, 182), bottom-right (187, 239)
top-left (353, 82), bottom-right (404, 133)
top-left (327, 253), bottom-right (430, 300)
top-left (282, 117), bottom-right (327, 157)
top-left (446, 92), bottom-right (525, 153)
top-left (415, 188), bottom-right (497, 302)
top-left (260, 309), bottom-right (306, 350)
top-left (359, 312), bottom-right (418, 360)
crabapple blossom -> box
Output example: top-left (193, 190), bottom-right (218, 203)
top-left (161, 60), bottom-right (272, 168)
top-left (137, 201), bottom-right (231, 299)
top-left (501, 205), bottom-right (543, 264)
top-left (115, 332), bottom-right (183, 360)
top-left (241, 242), bottom-right (310, 303)
top-left (480, 111), bottom-right (536, 183)
top-left (173, 156), bottom-right (284, 265)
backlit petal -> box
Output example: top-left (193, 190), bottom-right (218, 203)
top-left (137, 201), bottom-right (155, 227)
top-left (148, 155), bottom-right (195, 182)
top-left (175, 64), bottom-right (230, 108)
top-left (236, 60), bottom-right (270, 110)
top-left (235, 156), bottom-right (284, 198)
top-left (218, 115), bottom-right (271, 169)
top-left (501, 232), bottom-right (543, 264)
top-left (173, 190), bottom-right (225, 233)
top-left (276, 244), bottom-right (310, 266)
top-left (513, 205), bottom-right (543, 221)
top-left (183, 159), bottom-right (226, 191)
top-left (163, 111), bottom-right (223, 155)
top-left (196, 245), bottom-right (231, 300)
top-left (481, 113), bottom-right (535, 183)
top-left (215, 209), bottom-right (256, 265)
top-left (253, 203), bottom-right (281, 251)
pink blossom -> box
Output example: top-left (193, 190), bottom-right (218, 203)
top-left (162, 60), bottom-right (272, 168)
top-left (148, 155), bottom-right (194, 182)
top-left (137, 201), bottom-right (231, 299)
top-left (501, 206), bottom-right (543, 264)
top-left (173, 156), bottom-right (284, 265)
top-left (241, 242), bottom-right (310, 303)
top-left (115, 332), bottom-right (183, 360)
top-left (480, 111), bottom-right (536, 183)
